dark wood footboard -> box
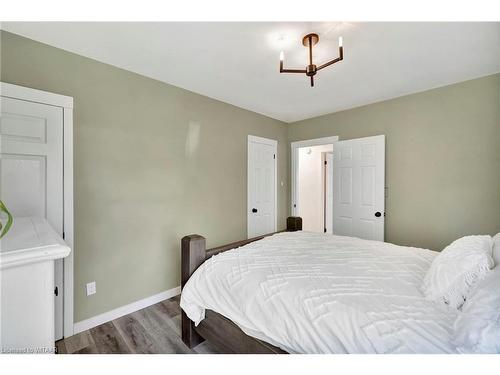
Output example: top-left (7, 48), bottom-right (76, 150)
top-left (180, 216), bottom-right (302, 353)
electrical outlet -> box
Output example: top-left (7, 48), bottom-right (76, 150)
top-left (86, 281), bottom-right (96, 296)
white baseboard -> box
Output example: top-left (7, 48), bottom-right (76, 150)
top-left (73, 286), bottom-right (181, 335)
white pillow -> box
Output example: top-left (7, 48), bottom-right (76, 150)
top-left (422, 235), bottom-right (494, 309)
top-left (492, 233), bottom-right (500, 267)
top-left (453, 269), bottom-right (500, 353)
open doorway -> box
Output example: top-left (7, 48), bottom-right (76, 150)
top-left (297, 145), bottom-right (333, 232)
top-left (292, 135), bottom-right (386, 241)
top-left (291, 136), bottom-right (338, 233)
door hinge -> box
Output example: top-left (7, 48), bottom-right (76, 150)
top-left (324, 160), bottom-right (327, 165)
top-left (62, 232), bottom-right (65, 240)
top-left (293, 204), bottom-right (296, 208)
top-left (273, 154), bottom-right (276, 159)
top-left (54, 286), bottom-right (59, 296)
top-left (324, 228), bottom-right (327, 233)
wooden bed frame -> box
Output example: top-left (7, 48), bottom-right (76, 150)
top-left (180, 216), bottom-right (303, 354)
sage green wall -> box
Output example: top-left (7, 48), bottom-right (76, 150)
top-left (0, 31), bottom-right (289, 322)
top-left (289, 73), bottom-right (500, 251)
top-left (2, 30), bottom-right (499, 324)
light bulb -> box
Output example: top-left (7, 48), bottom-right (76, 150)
top-left (279, 51), bottom-right (284, 61)
top-left (338, 36), bottom-right (343, 48)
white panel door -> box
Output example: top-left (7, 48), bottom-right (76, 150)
top-left (332, 135), bottom-right (385, 241)
top-left (0, 96), bottom-right (64, 340)
top-left (247, 136), bottom-right (277, 238)
top-left (325, 152), bottom-right (334, 234)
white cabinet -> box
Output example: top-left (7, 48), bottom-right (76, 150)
top-left (0, 217), bottom-right (70, 353)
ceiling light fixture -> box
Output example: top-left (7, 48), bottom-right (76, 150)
top-left (280, 33), bottom-right (343, 87)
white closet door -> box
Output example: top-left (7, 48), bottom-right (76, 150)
top-left (325, 152), bottom-right (334, 234)
top-left (0, 96), bottom-right (64, 340)
top-left (332, 135), bottom-right (385, 241)
top-left (247, 136), bottom-right (277, 238)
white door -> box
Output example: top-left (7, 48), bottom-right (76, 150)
top-left (332, 135), bottom-right (385, 241)
top-left (247, 135), bottom-right (277, 238)
top-left (0, 96), bottom-right (65, 340)
top-left (324, 152), bottom-right (334, 234)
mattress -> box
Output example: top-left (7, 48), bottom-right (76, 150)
top-left (180, 231), bottom-right (459, 354)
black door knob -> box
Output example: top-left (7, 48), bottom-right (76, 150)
top-left (374, 212), bottom-right (381, 217)
top-left (252, 208), bottom-right (258, 213)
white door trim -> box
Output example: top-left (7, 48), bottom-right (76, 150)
top-left (1, 82), bottom-right (74, 338)
top-left (290, 136), bottom-right (339, 216)
top-left (248, 135), bottom-right (277, 147)
top-left (247, 135), bottom-right (277, 238)
top-left (1, 82), bottom-right (73, 109)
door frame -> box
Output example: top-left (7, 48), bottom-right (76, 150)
top-left (1, 82), bottom-right (74, 338)
top-left (247, 135), bottom-right (277, 238)
top-left (290, 136), bottom-right (339, 217)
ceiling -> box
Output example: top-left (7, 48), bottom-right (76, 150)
top-left (2, 22), bottom-right (499, 122)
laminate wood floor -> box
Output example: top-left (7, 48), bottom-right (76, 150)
top-left (56, 295), bottom-right (223, 354)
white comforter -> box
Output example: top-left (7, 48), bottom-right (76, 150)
top-left (180, 231), bottom-right (459, 354)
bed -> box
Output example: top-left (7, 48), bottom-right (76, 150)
top-left (179, 217), bottom-right (461, 354)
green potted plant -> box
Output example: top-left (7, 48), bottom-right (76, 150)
top-left (0, 200), bottom-right (13, 239)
